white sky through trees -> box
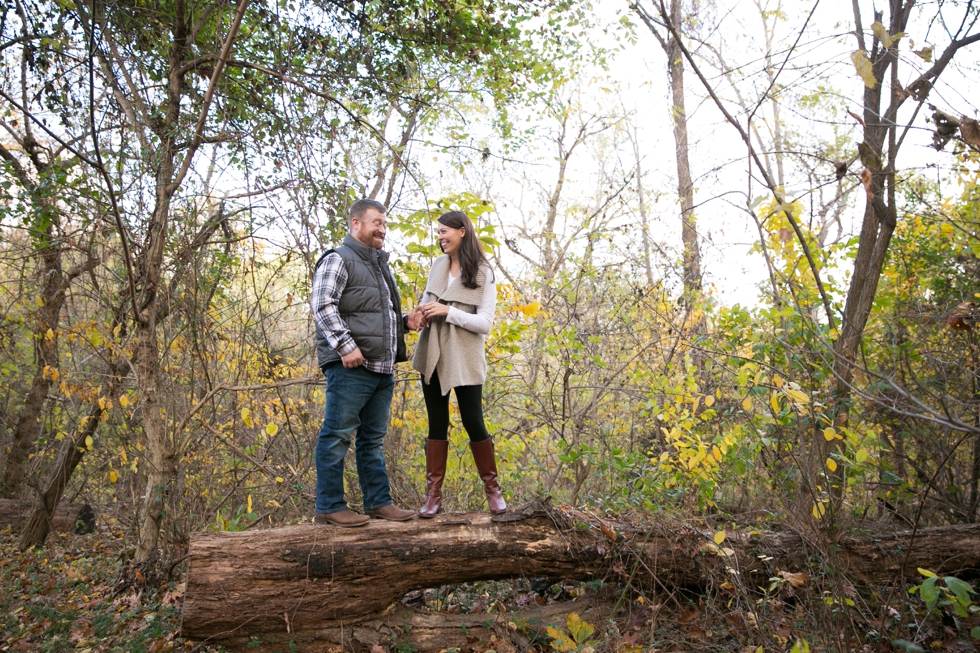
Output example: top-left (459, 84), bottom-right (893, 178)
top-left (411, 0), bottom-right (979, 309)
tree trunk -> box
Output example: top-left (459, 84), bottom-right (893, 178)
top-left (131, 7), bottom-right (186, 565)
top-left (0, 499), bottom-right (95, 535)
top-left (666, 0), bottom-right (701, 302)
top-left (18, 356), bottom-right (127, 550)
top-left (1, 220), bottom-right (67, 499)
top-left (181, 500), bottom-right (980, 645)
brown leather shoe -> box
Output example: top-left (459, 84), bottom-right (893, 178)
top-left (313, 509), bottom-right (370, 527)
top-left (419, 439), bottom-right (449, 518)
top-left (470, 438), bottom-right (507, 514)
top-left (366, 504), bottom-right (416, 521)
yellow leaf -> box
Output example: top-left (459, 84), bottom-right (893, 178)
top-left (566, 612), bottom-right (594, 644)
top-left (823, 427), bottom-right (837, 441)
top-left (851, 50), bottom-right (877, 88)
top-left (713, 530), bottom-right (727, 545)
top-left (742, 397), bottom-right (753, 411)
top-left (918, 568), bottom-right (937, 578)
top-left (786, 389), bottom-right (809, 404)
top-left (704, 395), bottom-right (715, 407)
top-left (826, 458), bottom-right (838, 472)
top-left (35, 297), bottom-right (44, 307)
top-left (265, 422), bottom-right (279, 436)
top-left (812, 502), bottom-right (826, 518)
top-left (913, 45), bottom-right (933, 62)
top-left (55, 431), bottom-right (66, 441)
top-left (770, 392), bottom-right (780, 413)
top-left (773, 375), bottom-right (785, 389)
top-left (275, 476), bottom-right (284, 483)
top-left (119, 395), bottom-right (129, 408)
top-left (45, 328), bottom-right (55, 340)
top-left (265, 500), bottom-right (281, 509)
top-left (247, 495), bottom-right (253, 513)
top-left (109, 470), bottom-right (118, 483)
top-left (872, 21), bottom-right (893, 48)
top-left (85, 435), bottom-right (93, 450)
top-left (712, 445), bottom-right (722, 461)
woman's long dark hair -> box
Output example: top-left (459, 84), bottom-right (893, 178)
top-left (438, 211), bottom-right (490, 289)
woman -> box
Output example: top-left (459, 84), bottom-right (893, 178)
top-left (411, 210), bottom-right (507, 517)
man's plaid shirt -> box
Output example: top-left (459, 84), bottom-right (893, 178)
top-left (310, 251), bottom-right (397, 375)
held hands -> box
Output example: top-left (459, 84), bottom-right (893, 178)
top-left (411, 302), bottom-right (449, 330)
top-left (406, 309), bottom-right (424, 332)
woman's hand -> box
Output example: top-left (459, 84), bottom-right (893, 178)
top-left (419, 301), bottom-right (449, 322)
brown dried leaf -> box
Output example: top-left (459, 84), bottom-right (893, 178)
top-left (679, 609), bottom-right (700, 624)
top-left (778, 570), bottom-right (808, 588)
top-left (147, 640), bottom-right (169, 653)
top-left (161, 588), bottom-right (184, 606)
top-left (847, 110), bottom-right (866, 128)
top-left (960, 118), bottom-right (980, 149)
top-left (945, 301), bottom-right (976, 332)
top-left (599, 522), bottom-right (617, 541)
top-left (860, 169), bottom-right (874, 202)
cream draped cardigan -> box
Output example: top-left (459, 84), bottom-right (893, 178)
top-left (412, 256), bottom-right (493, 396)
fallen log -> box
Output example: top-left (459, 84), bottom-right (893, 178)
top-left (0, 499), bottom-right (96, 535)
top-left (210, 597), bottom-right (610, 652)
top-left (181, 500), bottom-right (980, 647)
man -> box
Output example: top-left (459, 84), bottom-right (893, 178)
top-left (310, 199), bottom-right (418, 526)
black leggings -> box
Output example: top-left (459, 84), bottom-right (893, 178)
top-left (421, 370), bottom-right (491, 442)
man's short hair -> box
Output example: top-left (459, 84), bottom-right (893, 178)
top-left (349, 199), bottom-right (387, 229)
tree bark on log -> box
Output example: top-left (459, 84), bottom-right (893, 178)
top-left (181, 500), bottom-right (980, 647)
top-left (210, 598), bottom-right (609, 653)
top-left (0, 499), bottom-right (96, 534)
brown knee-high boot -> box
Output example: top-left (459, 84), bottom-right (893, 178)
top-left (469, 438), bottom-right (507, 514)
top-left (419, 439), bottom-right (449, 518)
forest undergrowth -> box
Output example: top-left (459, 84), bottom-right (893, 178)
top-left (4, 507), bottom-right (980, 653)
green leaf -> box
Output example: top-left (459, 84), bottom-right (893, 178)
top-left (944, 576), bottom-right (975, 606)
top-left (970, 626), bottom-right (980, 640)
top-left (920, 576), bottom-right (939, 610)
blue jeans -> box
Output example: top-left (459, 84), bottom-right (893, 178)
top-left (314, 364), bottom-right (395, 514)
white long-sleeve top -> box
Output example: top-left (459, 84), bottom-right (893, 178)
top-left (421, 271), bottom-right (496, 335)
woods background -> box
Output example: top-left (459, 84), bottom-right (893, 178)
top-left (1, 0), bottom-right (980, 649)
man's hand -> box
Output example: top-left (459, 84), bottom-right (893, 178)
top-left (407, 308), bottom-right (426, 331)
top-left (341, 347), bottom-right (365, 369)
